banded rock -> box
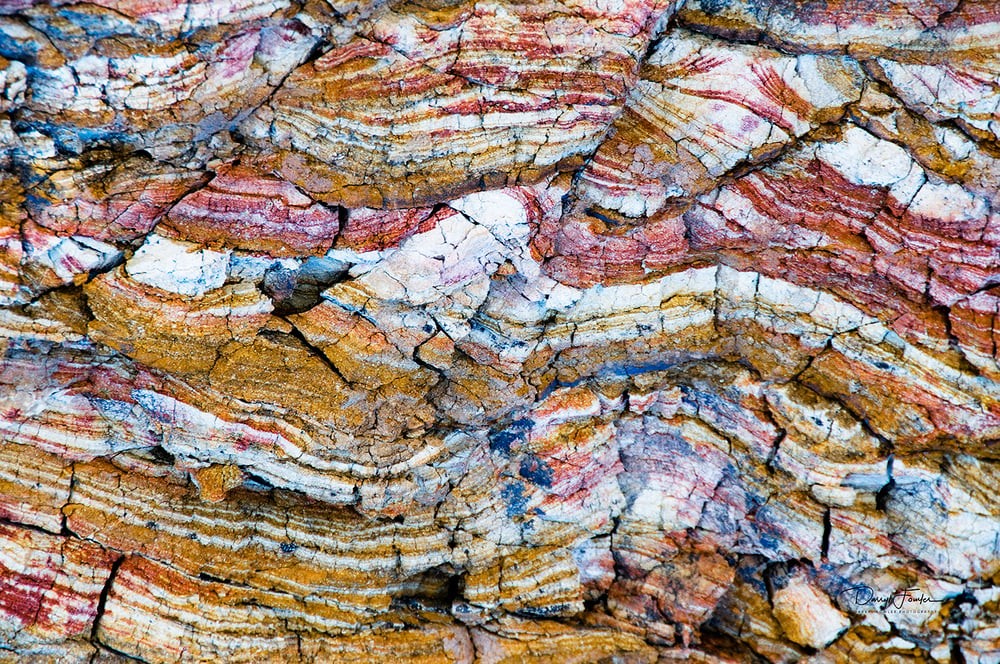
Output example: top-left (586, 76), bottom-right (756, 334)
top-left (3, 0), bottom-right (1000, 663)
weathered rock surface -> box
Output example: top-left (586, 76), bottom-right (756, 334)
top-left (2, 1), bottom-right (1000, 663)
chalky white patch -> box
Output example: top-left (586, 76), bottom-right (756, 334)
top-left (127, 234), bottom-right (230, 297)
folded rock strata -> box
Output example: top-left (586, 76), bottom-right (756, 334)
top-left (2, 1), bottom-right (1000, 663)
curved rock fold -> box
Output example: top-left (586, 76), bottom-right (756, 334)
top-left (2, 1), bottom-right (1000, 663)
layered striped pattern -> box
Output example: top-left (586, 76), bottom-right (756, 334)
top-left (3, 0), bottom-right (1000, 661)
top-left (239, 1), bottom-right (677, 208)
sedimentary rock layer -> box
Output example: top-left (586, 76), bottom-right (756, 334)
top-left (3, 1), bottom-right (1000, 663)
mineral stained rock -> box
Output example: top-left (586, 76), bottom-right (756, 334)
top-left (2, 1), bottom-right (1000, 663)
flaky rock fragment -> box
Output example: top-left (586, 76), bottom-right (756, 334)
top-left (10, 5), bottom-right (318, 159)
top-left (770, 568), bottom-right (850, 649)
top-left (571, 31), bottom-right (863, 218)
top-left (27, 154), bottom-right (207, 242)
top-left (239, 0), bottom-right (680, 207)
top-left (0, 56), bottom-right (26, 113)
top-left (160, 162), bottom-right (340, 256)
top-left (85, 260), bottom-right (272, 372)
top-left (0, 523), bottom-right (119, 647)
top-left (5, 0), bottom-right (1000, 662)
top-left (679, 0), bottom-right (1000, 55)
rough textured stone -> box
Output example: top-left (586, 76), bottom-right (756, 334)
top-left (3, 1), bottom-right (1000, 663)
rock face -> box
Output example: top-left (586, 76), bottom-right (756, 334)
top-left (2, 1), bottom-right (1000, 662)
